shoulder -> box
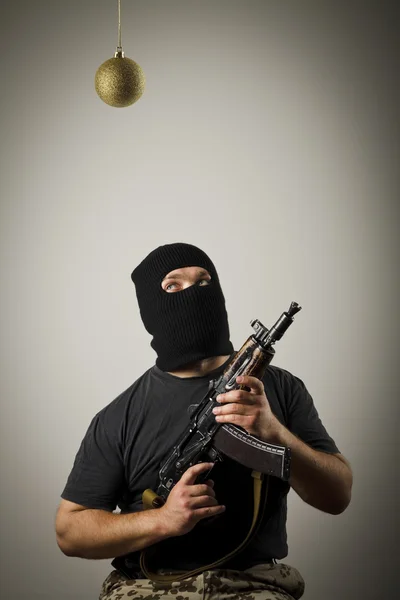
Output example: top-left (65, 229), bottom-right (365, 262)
top-left (264, 368), bottom-right (339, 453)
top-left (262, 365), bottom-right (306, 395)
top-left (92, 367), bottom-right (154, 438)
top-left (261, 365), bottom-right (311, 421)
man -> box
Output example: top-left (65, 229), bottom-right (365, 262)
top-left (56, 242), bottom-right (353, 600)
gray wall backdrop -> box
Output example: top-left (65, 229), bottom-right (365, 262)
top-left (0, 1), bottom-right (398, 599)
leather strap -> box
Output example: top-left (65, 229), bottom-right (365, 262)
top-left (139, 471), bottom-right (268, 583)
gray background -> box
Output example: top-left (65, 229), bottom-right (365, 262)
top-left (0, 1), bottom-right (398, 599)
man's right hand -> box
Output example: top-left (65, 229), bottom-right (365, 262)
top-left (55, 462), bottom-right (225, 560)
top-left (158, 462), bottom-right (226, 537)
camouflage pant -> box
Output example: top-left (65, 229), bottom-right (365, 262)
top-left (99, 562), bottom-right (305, 600)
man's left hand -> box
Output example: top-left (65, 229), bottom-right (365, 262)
top-left (212, 375), bottom-right (282, 442)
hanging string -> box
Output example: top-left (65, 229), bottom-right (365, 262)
top-left (117, 0), bottom-right (122, 52)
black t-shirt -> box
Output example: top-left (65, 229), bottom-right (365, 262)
top-left (61, 355), bottom-right (339, 570)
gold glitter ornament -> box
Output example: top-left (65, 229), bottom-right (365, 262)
top-left (95, 0), bottom-right (145, 108)
top-left (95, 51), bottom-right (145, 107)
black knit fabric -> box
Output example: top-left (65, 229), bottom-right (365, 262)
top-left (131, 243), bottom-right (234, 371)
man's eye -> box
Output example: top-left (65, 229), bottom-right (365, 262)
top-left (198, 279), bottom-right (210, 286)
top-left (166, 283), bottom-right (179, 291)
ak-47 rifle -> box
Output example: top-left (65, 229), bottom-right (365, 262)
top-left (142, 301), bottom-right (302, 510)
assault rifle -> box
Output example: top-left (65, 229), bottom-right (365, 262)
top-left (142, 301), bottom-right (301, 510)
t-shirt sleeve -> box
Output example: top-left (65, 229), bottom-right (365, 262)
top-left (284, 371), bottom-right (340, 454)
top-left (61, 411), bottom-right (125, 511)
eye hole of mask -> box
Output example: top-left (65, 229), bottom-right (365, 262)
top-left (163, 279), bottom-right (211, 293)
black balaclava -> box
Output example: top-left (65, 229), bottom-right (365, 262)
top-left (131, 242), bottom-right (234, 372)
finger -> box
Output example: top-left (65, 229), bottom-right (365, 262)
top-left (205, 479), bottom-right (214, 488)
top-left (214, 413), bottom-right (254, 427)
top-left (180, 462), bottom-right (215, 485)
top-left (236, 375), bottom-right (265, 395)
top-left (216, 390), bottom-right (256, 404)
top-left (190, 495), bottom-right (219, 509)
top-left (213, 402), bottom-right (255, 416)
top-left (189, 483), bottom-right (216, 498)
top-left (195, 505), bottom-right (226, 520)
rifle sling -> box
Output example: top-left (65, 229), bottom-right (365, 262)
top-left (139, 471), bottom-right (268, 583)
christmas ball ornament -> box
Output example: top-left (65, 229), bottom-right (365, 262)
top-left (95, 51), bottom-right (145, 107)
top-left (95, 0), bottom-right (145, 108)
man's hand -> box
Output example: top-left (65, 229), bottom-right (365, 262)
top-left (212, 375), bottom-right (280, 441)
top-left (158, 462), bottom-right (225, 537)
top-left (213, 374), bottom-right (352, 515)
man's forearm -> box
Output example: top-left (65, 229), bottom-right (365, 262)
top-left (56, 507), bottom-right (170, 560)
top-left (271, 422), bottom-right (353, 514)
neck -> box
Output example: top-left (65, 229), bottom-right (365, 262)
top-left (167, 354), bottom-right (231, 378)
